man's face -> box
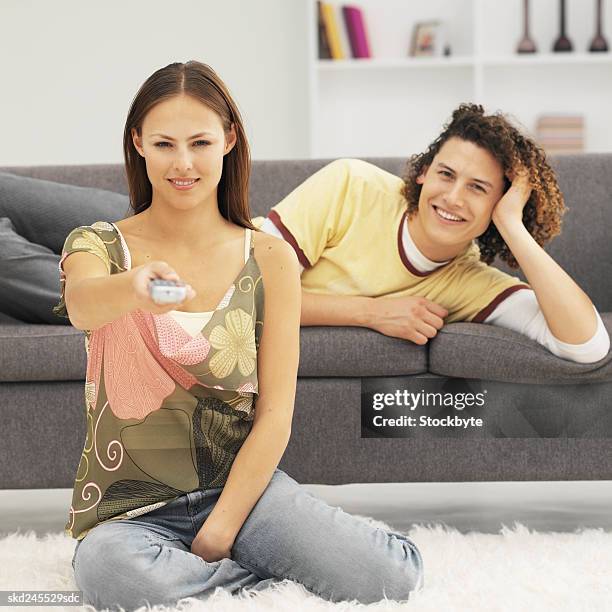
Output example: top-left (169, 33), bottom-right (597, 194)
top-left (415, 137), bottom-right (506, 249)
top-left (131, 93), bottom-right (235, 211)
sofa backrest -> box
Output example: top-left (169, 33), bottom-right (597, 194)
top-left (2, 154), bottom-right (611, 310)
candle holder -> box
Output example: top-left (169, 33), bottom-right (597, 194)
top-left (589, 0), bottom-right (609, 52)
top-left (517, 0), bottom-right (537, 53)
top-left (553, 0), bottom-right (573, 51)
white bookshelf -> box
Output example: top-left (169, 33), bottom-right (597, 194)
top-left (308, 0), bottom-right (612, 157)
top-left (317, 57), bottom-right (476, 70)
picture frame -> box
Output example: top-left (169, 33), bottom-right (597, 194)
top-left (410, 21), bottom-right (447, 57)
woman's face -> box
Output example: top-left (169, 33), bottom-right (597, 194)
top-left (415, 137), bottom-right (506, 249)
top-left (131, 94), bottom-right (236, 210)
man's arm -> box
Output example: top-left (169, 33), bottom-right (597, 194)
top-left (484, 289), bottom-right (610, 363)
top-left (301, 290), bottom-right (373, 327)
top-left (492, 173), bottom-right (603, 345)
top-left (260, 216), bottom-right (447, 341)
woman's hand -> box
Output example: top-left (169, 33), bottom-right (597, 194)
top-left (191, 521), bottom-right (234, 563)
top-left (131, 261), bottom-right (197, 314)
top-left (491, 167), bottom-right (533, 230)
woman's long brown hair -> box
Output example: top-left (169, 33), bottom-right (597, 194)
top-left (123, 60), bottom-right (256, 230)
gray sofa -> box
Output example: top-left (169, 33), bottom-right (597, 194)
top-left (1, 156), bottom-right (612, 490)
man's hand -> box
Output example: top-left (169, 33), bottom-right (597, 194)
top-left (492, 167), bottom-right (533, 230)
top-left (190, 521), bottom-right (234, 563)
top-left (367, 295), bottom-right (449, 344)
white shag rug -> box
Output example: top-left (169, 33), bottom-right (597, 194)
top-left (1, 516), bottom-right (611, 612)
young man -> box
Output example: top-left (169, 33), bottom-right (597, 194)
top-left (254, 104), bottom-right (609, 364)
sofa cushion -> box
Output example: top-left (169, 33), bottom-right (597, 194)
top-left (299, 326), bottom-right (427, 377)
top-left (0, 324), bottom-right (86, 381)
top-left (0, 323), bottom-right (428, 383)
top-left (429, 315), bottom-right (612, 384)
top-left (0, 171), bottom-right (130, 254)
top-left (0, 217), bottom-right (68, 324)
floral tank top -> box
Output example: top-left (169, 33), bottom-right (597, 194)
top-left (53, 221), bottom-right (264, 541)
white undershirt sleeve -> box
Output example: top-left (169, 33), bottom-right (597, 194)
top-left (261, 217), bottom-right (305, 274)
top-left (484, 289), bottom-right (610, 364)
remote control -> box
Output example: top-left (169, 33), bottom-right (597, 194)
top-left (149, 279), bottom-right (187, 304)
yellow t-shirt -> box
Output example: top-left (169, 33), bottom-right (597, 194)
top-left (253, 158), bottom-right (529, 323)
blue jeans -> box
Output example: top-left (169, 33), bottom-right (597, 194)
top-left (72, 469), bottom-right (424, 610)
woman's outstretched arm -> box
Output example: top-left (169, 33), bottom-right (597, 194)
top-left (492, 172), bottom-right (607, 346)
top-left (191, 234), bottom-right (301, 562)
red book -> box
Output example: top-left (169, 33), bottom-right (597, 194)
top-left (342, 5), bottom-right (371, 58)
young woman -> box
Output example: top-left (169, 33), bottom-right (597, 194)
top-left (258, 104), bottom-right (609, 363)
top-left (53, 61), bottom-right (423, 610)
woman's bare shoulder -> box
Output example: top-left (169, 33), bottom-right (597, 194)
top-left (113, 216), bottom-right (140, 235)
top-left (253, 229), bottom-right (295, 258)
top-left (253, 229), bottom-right (300, 275)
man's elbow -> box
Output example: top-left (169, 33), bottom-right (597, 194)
top-left (576, 335), bottom-right (611, 364)
top-left (557, 333), bottom-right (611, 364)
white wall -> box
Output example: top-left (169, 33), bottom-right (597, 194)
top-left (2, 0), bottom-right (610, 165)
top-left (0, 0), bottom-right (310, 166)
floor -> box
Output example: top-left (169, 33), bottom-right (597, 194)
top-left (2, 480), bottom-right (611, 537)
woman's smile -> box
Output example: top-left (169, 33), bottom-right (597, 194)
top-left (168, 178), bottom-right (200, 191)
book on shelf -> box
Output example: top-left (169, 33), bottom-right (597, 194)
top-left (342, 6), bottom-right (371, 58)
top-left (318, 3), bottom-right (371, 60)
top-left (536, 114), bottom-right (585, 155)
top-left (319, 2), bottom-right (346, 59)
top-left (317, 1), bottom-right (332, 59)
top-left (335, 4), bottom-right (352, 58)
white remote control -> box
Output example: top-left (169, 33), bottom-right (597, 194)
top-left (149, 279), bottom-right (187, 304)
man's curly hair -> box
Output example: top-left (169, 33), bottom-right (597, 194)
top-left (401, 103), bottom-right (565, 268)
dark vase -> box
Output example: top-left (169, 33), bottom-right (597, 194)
top-left (589, 0), bottom-right (609, 52)
top-left (553, 0), bottom-right (573, 52)
top-left (517, 0), bottom-right (537, 53)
